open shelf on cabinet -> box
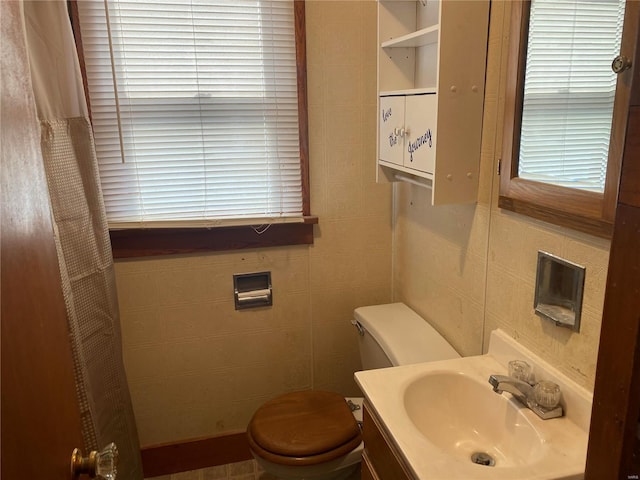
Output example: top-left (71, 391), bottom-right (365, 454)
top-left (379, 160), bottom-right (434, 181)
top-left (380, 87), bottom-right (437, 96)
top-left (381, 24), bottom-right (439, 48)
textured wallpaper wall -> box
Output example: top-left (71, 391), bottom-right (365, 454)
top-left (117, 0), bottom-right (611, 449)
top-left (393, 1), bottom-right (610, 390)
top-left (115, 0), bottom-right (392, 447)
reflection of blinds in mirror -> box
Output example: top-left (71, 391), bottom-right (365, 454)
top-left (518, 0), bottom-right (625, 193)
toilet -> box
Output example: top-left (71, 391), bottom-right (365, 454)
top-left (247, 302), bottom-right (460, 480)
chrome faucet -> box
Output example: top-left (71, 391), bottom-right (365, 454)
top-left (488, 374), bottom-right (564, 420)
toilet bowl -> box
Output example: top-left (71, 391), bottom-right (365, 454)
top-left (248, 392), bottom-right (364, 480)
top-left (252, 442), bottom-right (363, 480)
top-left (247, 303), bottom-right (459, 480)
top-left (252, 444), bottom-right (363, 480)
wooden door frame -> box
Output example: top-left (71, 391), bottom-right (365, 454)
top-left (585, 9), bottom-right (640, 479)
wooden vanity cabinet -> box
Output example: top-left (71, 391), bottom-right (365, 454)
top-left (360, 452), bottom-right (378, 480)
top-left (362, 401), bottom-right (415, 480)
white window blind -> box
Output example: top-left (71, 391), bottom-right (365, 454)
top-left (519, 0), bottom-right (625, 193)
top-left (76, 0), bottom-right (303, 228)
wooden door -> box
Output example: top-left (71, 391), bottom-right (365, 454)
top-left (1, 2), bottom-right (85, 478)
top-left (585, 7), bottom-right (640, 479)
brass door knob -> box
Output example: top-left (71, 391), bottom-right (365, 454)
top-left (612, 55), bottom-right (632, 74)
top-left (71, 442), bottom-right (118, 479)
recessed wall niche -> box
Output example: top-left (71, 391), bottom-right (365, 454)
top-left (534, 251), bottom-right (586, 332)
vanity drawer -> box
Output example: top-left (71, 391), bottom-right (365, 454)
top-left (362, 402), bottom-right (414, 480)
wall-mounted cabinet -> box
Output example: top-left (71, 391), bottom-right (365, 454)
top-left (379, 94), bottom-right (437, 173)
top-left (377, 0), bottom-right (490, 205)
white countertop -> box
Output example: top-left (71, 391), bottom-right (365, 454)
top-left (354, 329), bottom-right (592, 480)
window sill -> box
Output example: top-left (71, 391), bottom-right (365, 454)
top-left (110, 216), bottom-right (318, 259)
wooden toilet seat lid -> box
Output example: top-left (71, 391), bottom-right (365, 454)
top-left (248, 390), bottom-right (361, 459)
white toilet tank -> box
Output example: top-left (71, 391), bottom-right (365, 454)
top-left (353, 302), bottom-right (460, 370)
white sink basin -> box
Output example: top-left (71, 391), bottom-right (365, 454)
top-left (403, 371), bottom-right (545, 467)
top-left (355, 329), bottom-right (592, 480)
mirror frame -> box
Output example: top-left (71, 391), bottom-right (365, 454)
top-left (499, 0), bottom-right (637, 239)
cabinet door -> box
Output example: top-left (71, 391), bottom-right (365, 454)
top-left (378, 96), bottom-right (405, 166)
top-left (404, 94), bottom-right (437, 174)
top-left (361, 453), bottom-right (380, 480)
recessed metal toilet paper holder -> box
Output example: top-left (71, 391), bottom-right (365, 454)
top-left (233, 271), bottom-right (272, 310)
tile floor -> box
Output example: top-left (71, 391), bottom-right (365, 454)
top-left (147, 459), bottom-right (361, 480)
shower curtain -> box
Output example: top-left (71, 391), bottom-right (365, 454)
top-left (21, 2), bottom-right (143, 478)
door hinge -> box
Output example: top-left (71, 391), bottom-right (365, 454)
top-left (497, 159), bottom-right (502, 176)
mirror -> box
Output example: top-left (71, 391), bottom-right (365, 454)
top-left (499, 0), bottom-right (633, 238)
top-left (517, 0), bottom-right (626, 193)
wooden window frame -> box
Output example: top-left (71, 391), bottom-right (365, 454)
top-left (499, 0), bottom-right (637, 239)
top-left (69, 1), bottom-right (316, 259)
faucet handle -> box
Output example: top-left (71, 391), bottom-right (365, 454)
top-left (508, 360), bottom-right (532, 383)
top-left (534, 381), bottom-right (561, 409)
